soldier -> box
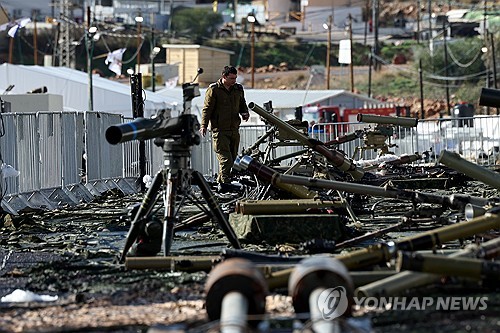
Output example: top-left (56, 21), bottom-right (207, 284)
top-left (200, 66), bottom-right (250, 192)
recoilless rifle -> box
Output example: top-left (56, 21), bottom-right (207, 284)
top-left (106, 68), bottom-right (241, 263)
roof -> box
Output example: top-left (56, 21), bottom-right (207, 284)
top-left (157, 87), bottom-right (379, 113)
top-left (0, 64), bottom-right (183, 117)
top-left (161, 44), bottom-right (235, 55)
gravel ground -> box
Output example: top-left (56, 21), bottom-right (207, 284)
top-left (0, 183), bottom-right (499, 332)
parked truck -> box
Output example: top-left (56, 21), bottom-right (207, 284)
top-left (300, 104), bottom-right (412, 136)
top-left (302, 104), bottom-right (410, 123)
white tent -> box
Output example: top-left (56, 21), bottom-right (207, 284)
top-left (0, 64), bottom-right (183, 117)
top-left (157, 86), bottom-right (380, 124)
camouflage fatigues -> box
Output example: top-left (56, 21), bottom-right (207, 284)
top-left (201, 78), bottom-right (248, 183)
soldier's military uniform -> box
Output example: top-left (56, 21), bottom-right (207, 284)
top-left (201, 78), bottom-right (249, 184)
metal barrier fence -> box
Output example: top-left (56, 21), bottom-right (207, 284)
top-left (0, 112), bottom-right (498, 197)
top-left (309, 116), bottom-right (500, 165)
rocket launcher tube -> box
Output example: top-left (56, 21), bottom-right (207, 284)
top-left (396, 251), bottom-right (500, 281)
top-left (438, 150), bottom-right (500, 191)
top-left (354, 236), bottom-right (500, 297)
top-left (248, 102), bottom-right (365, 180)
top-left (276, 173), bottom-right (491, 210)
top-left (239, 156), bottom-right (491, 211)
top-left (266, 209), bottom-right (500, 290)
top-left (357, 113), bottom-right (418, 127)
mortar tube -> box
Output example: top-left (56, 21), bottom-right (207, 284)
top-left (355, 236), bottom-right (500, 298)
top-left (220, 291), bottom-right (249, 333)
top-left (248, 102), bottom-right (364, 180)
top-left (288, 257), bottom-right (354, 328)
top-left (266, 210), bottom-right (500, 290)
top-left (309, 287), bottom-right (341, 333)
top-left (438, 150), bottom-right (500, 190)
top-left (396, 251), bottom-right (500, 281)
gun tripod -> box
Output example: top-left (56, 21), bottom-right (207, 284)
top-left (119, 114), bottom-right (241, 262)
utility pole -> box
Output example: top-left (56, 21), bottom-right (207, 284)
top-left (417, 0), bottom-right (424, 119)
top-left (136, 15), bottom-right (143, 73)
top-left (490, 32), bottom-right (497, 89)
top-left (249, 15), bottom-right (255, 88)
top-left (416, 0), bottom-right (421, 43)
top-left (8, 36), bottom-right (13, 63)
top-left (33, 17), bottom-right (38, 65)
top-left (428, 0), bottom-right (432, 40)
top-left (324, 15), bottom-right (332, 89)
top-left (419, 60), bottom-right (424, 119)
top-left (348, 14), bottom-right (354, 92)
top-left (443, 21), bottom-right (450, 116)
top-left (58, 0), bottom-right (72, 67)
top-left (372, 0), bottom-right (380, 70)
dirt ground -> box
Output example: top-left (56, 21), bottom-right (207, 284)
top-left (0, 182), bottom-right (499, 332)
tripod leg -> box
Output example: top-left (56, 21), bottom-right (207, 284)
top-left (162, 169), bottom-right (178, 256)
top-left (120, 170), bottom-right (164, 263)
top-left (191, 170), bottom-right (242, 249)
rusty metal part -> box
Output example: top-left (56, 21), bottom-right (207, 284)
top-left (205, 258), bottom-right (268, 326)
top-left (438, 150), bottom-right (500, 190)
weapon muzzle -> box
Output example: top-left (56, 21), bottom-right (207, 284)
top-left (106, 117), bottom-right (160, 144)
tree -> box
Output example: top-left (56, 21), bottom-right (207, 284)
top-left (172, 7), bottom-right (223, 43)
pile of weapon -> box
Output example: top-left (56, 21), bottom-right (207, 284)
top-left (106, 84), bottom-right (500, 330)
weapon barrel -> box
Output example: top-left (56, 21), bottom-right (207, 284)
top-left (396, 251), bottom-right (500, 281)
top-left (266, 210), bottom-right (500, 290)
top-left (125, 255), bottom-right (216, 272)
top-left (324, 131), bottom-right (363, 146)
top-left (479, 87), bottom-right (500, 108)
top-left (438, 150), bottom-right (500, 190)
top-left (355, 225), bottom-right (500, 297)
top-left (276, 173), bottom-right (402, 198)
top-left (357, 113), bottom-right (418, 127)
top-left (248, 102), bottom-right (364, 179)
top-left (277, 172), bottom-right (490, 211)
top-left (385, 154), bottom-right (421, 166)
top-left (236, 156), bottom-right (318, 199)
top-left (106, 117), bottom-right (168, 144)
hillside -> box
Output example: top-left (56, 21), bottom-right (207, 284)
top-left (238, 65), bottom-right (485, 119)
